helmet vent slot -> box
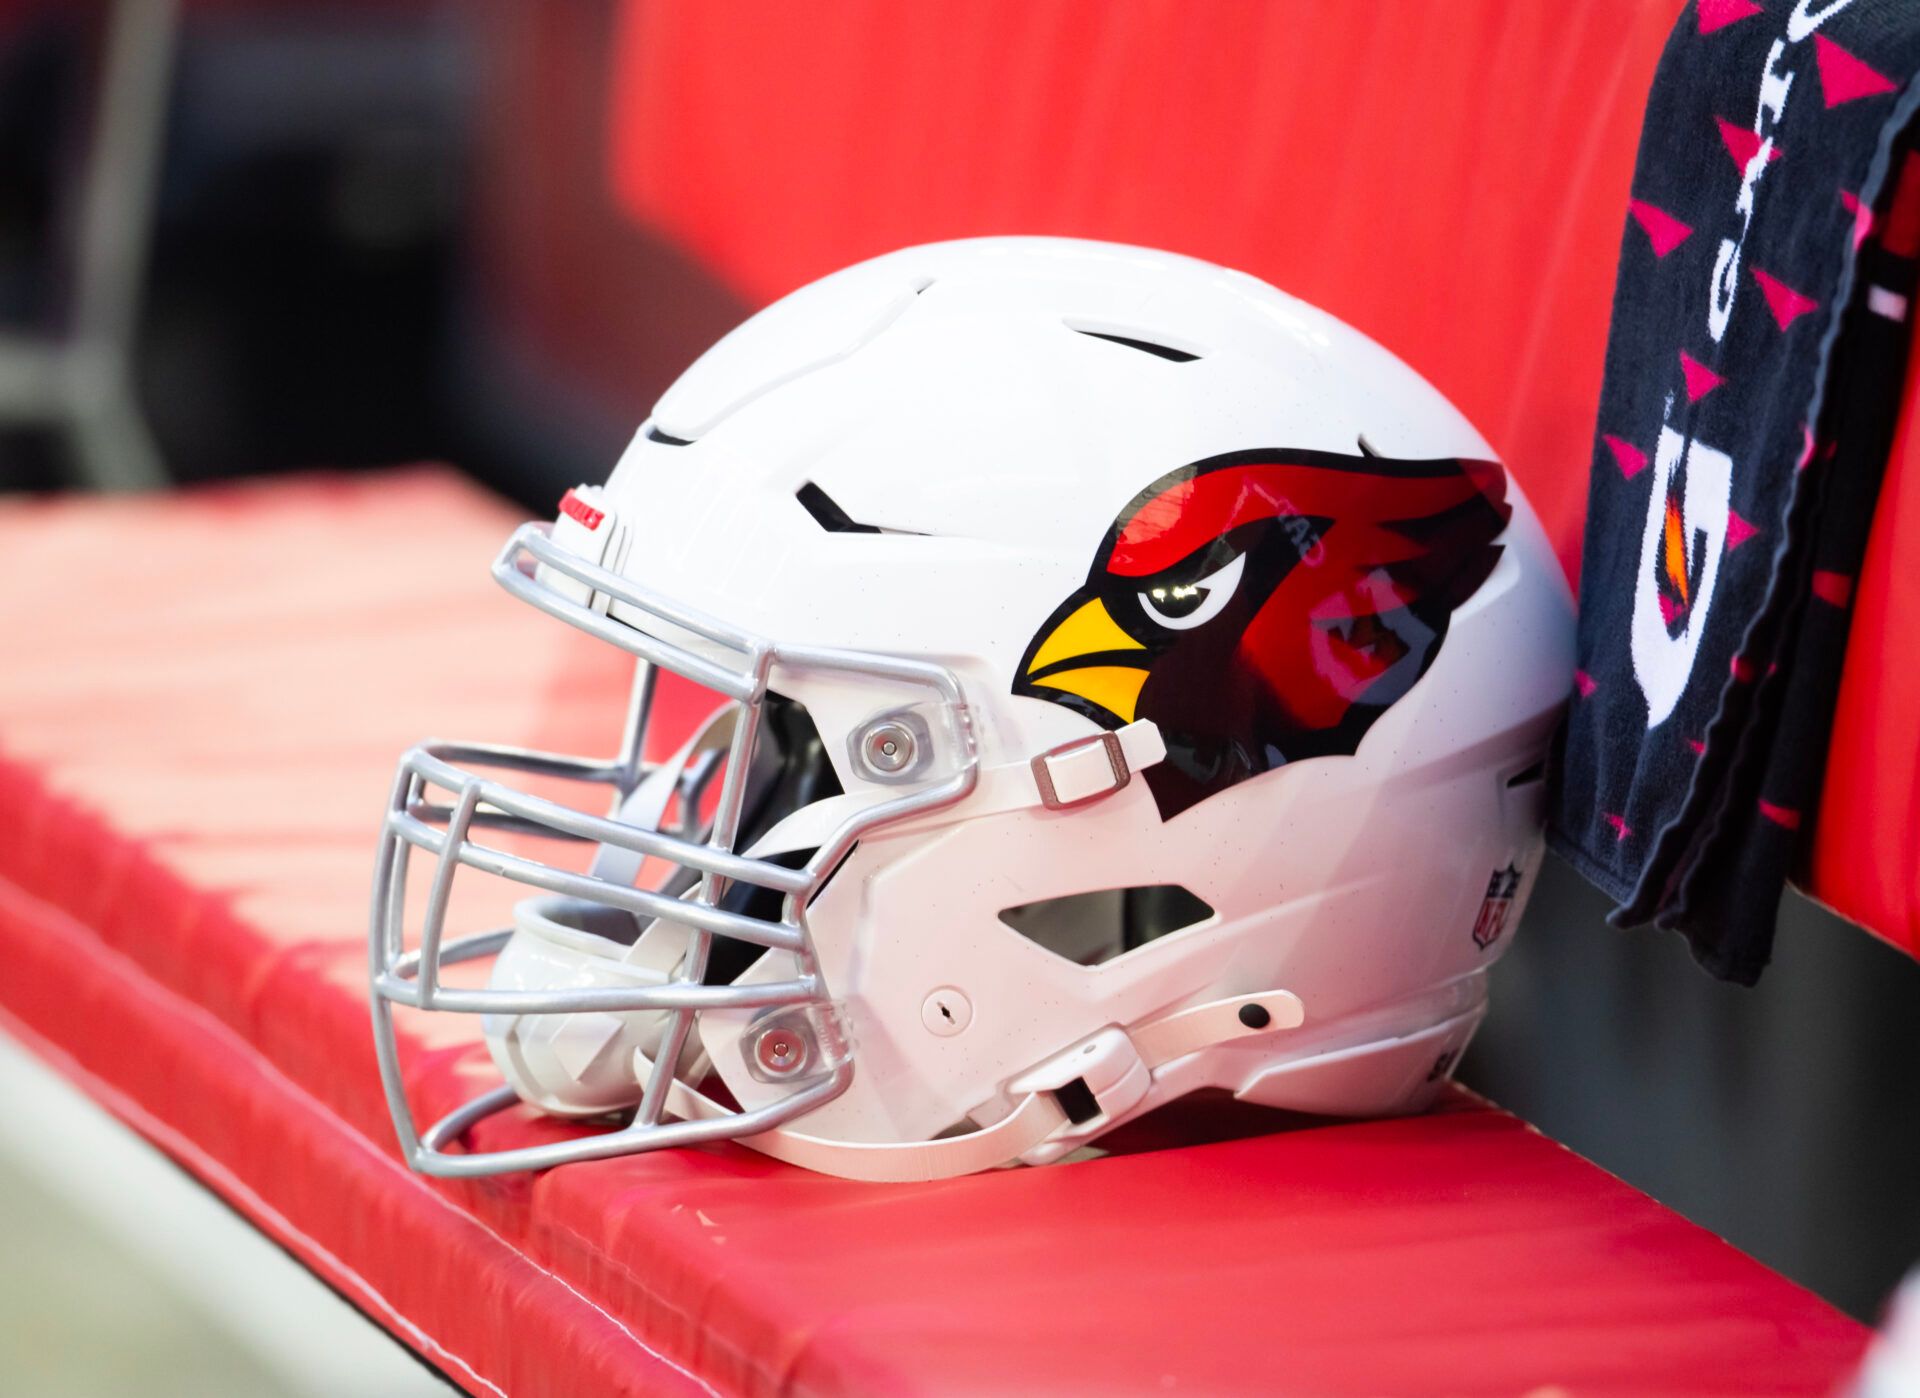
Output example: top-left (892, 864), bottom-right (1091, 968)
top-left (645, 425), bottom-right (694, 446)
top-left (1504, 758), bottom-right (1547, 788)
top-left (795, 482), bottom-right (927, 536)
top-left (1068, 326), bottom-right (1202, 363)
top-left (796, 481), bottom-right (881, 534)
top-left (998, 884), bottom-right (1216, 966)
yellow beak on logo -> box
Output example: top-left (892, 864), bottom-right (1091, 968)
top-left (1023, 596), bottom-right (1150, 725)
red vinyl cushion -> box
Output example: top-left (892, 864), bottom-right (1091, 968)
top-left (0, 473), bottom-right (1868, 1395)
top-left (599, 0), bottom-right (1920, 959)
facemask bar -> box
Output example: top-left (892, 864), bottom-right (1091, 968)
top-left (369, 521), bottom-right (978, 1177)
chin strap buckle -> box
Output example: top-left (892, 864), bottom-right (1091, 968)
top-left (1032, 723), bottom-right (1166, 810)
top-left (1007, 1025), bottom-right (1154, 1127)
top-left (664, 988), bottom-right (1305, 1183)
top-left (1003, 991), bottom-right (1309, 1168)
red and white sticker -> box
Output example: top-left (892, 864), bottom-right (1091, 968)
top-left (559, 489), bottom-right (606, 531)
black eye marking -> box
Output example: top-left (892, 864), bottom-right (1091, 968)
top-left (1136, 551), bottom-right (1247, 631)
top-left (1141, 580), bottom-right (1213, 620)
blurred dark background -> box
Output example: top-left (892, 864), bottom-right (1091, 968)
top-left (1, 0), bottom-right (1914, 1328)
top-left (0, 0), bottom-right (736, 504)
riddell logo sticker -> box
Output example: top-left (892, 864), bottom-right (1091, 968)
top-left (559, 489), bottom-right (606, 531)
top-left (1631, 426), bottom-right (1733, 727)
top-left (1472, 864), bottom-right (1522, 950)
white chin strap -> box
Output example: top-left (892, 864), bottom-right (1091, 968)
top-left (665, 988), bottom-right (1304, 1183)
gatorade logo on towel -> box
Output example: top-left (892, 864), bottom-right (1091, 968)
top-left (1631, 424), bottom-right (1734, 727)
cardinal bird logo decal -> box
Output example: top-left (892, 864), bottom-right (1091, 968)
top-left (1014, 446), bottom-right (1511, 819)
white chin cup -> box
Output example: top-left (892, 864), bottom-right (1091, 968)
top-left (482, 895), bottom-right (706, 1117)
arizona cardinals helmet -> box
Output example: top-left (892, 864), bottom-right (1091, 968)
top-left (369, 237), bottom-right (1574, 1181)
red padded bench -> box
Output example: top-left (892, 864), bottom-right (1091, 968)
top-left (0, 472), bottom-right (1868, 1395)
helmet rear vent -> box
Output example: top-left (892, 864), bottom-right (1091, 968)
top-left (645, 425), bottom-right (694, 446)
top-left (1066, 323), bottom-right (1203, 363)
top-left (998, 884), bottom-right (1215, 966)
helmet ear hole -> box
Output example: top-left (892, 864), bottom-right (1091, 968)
top-left (998, 885), bottom-right (1216, 967)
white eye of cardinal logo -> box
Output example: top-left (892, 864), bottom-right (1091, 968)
top-left (1630, 426), bottom-right (1732, 728)
top-left (1138, 551), bottom-right (1245, 630)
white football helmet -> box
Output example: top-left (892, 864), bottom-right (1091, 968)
top-left (370, 237), bottom-right (1573, 1181)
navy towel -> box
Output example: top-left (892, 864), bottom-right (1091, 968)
top-left (1550, 0), bottom-right (1920, 983)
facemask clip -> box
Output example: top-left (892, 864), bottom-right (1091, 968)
top-left (742, 1002), bottom-right (851, 1085)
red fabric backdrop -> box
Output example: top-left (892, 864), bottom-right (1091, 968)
top-left (606, 0), bottom-right (1686, 576)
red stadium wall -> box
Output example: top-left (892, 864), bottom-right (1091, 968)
top-left (606, 0), bottom-right (1691, 577)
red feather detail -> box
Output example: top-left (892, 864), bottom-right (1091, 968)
top-left (1110, 459), bottom-right (1499, 577)
top-left (1114, 454), bottom-right (1507, 732)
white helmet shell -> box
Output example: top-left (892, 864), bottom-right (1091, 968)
top-left (369, 237), bottom-right (1574, 1181)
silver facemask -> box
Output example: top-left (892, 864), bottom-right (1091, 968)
top-left (368, 519), bottom-right (977, 1177)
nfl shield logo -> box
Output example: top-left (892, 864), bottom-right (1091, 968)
top-left (1472, 864), bottom-right (1522, 950)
